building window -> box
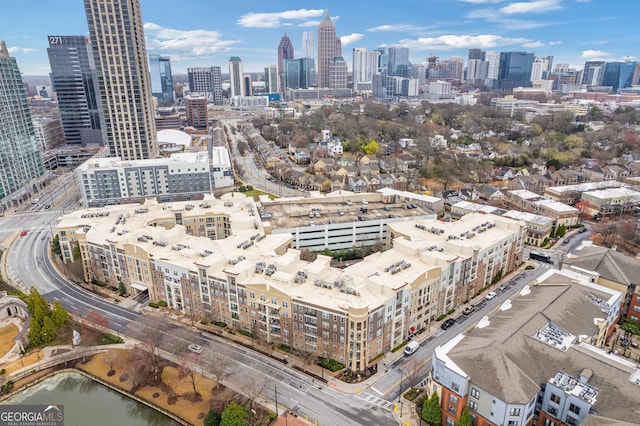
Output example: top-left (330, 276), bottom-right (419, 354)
top-left (565, 416), bottom-right (578, 426)
top-left (449, 394), bottom-right (458, 405)
top-left (550, 393), bottom-right (561, 404)
top-left (468, 401), bottom-right (478, 411)
top-left (446, 418), bottom-right (455, 426)
top-left (509, 408), bottom-right (521, 416)
top-left (543, 419), bottom-right (556, 426)
top-left (547, 406), bottom-right (558, 417)
top-left (470, 388), bottom-right (480, 399)
top-left (568, 403), bottom-right (580, 416)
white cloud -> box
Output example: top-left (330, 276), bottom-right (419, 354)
top-left (144, 23), bottom-right (239, 57)
top-left (523, 40), bottom-right (545, 48)
top-left (398, 34), bottom-right (529, 51)
top-left (581, 50), bottom-right (611, 60)
top-left (7, 46), bottom-right (37, 54)
top-left (340, 33), bottom-right (364, 47)
top-left (548, 40), bottom-right (562, 45)
top-left (237, 9), bottom-right (324, 28)
top-left (367, 24), bottom-right (425, 33)
top-left (499, 0), bottom-right (562, 15)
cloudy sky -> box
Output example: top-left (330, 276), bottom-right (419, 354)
top-left (0, 0), bottom-right (637, 75)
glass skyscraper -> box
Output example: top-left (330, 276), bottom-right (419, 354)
top-left (0, 41), bottom-right (44, 208)
top-left (496, 52), bottom-right (534, 90)
top-left (148, 55), bottom-right (174, 107)
top-left (47, 35), bottom-right (103, 146)
top-left (602, 61), bottom-right (638, 92)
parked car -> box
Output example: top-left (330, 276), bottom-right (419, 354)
top-left (578, 227), bottom-right (587, 233)
top-left (441, 318), bottom-right (456, 330)
top-left (485, 291), bottom-right (497, 300)
top-left (462, 306), bottom-right (475, 315)
top-left (20, 230), bottom-right (27, 237)
top-left (188, 344), bottom-right (203, 354)
top-left (498, 284), bottom-right (508, 292)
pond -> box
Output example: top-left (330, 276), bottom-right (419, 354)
top-left (4, 372), bottom-right (180, 426)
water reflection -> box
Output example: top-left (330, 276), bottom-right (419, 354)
top-left (4, 372), bottom-right (179, 426)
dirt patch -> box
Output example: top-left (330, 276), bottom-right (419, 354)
top-left (0, 324), bottom-right (19, 358)
top-left (1, 350), bottom-right (45, 375)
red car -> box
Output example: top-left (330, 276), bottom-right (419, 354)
top-left (20, 230), bottom-right (27, 237)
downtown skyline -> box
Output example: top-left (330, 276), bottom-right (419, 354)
top-left (1, 0), bottom-right (639, 76)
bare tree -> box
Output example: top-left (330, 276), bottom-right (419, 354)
top-left (241, 375), bottom-right (267, 410)
top-left (179, 351), bottom-right (200, 397)
top-left (402, 357), bottom-right (422, 389)
top-left (208, 352), bottom-right (232, 389)
top-left (104, 349), bottom-right (119, 376)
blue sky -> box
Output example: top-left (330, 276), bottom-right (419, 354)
top-left (1, 0), bottom-right (638, 76)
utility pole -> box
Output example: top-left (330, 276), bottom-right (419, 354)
top-left (274, 385), bottom-right (279, 416)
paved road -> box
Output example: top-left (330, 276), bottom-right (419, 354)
top-left (5, 179), bottom-right (395, 425)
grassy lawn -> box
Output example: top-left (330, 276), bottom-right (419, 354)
top-left (1, 350), bottom-right (45, 374)
top-left (0, 324), bottom-right (18, 358)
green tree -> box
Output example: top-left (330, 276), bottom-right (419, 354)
top-left (51, 234), bottom-right (62, 257)
top-left (220, 402), bottom-right (248, 426)
top-left (51, 301), bottom-right (71, 328)
top-left (118, 281), bottom-right (127, 297)
top-left (556, 224), bottom-right (567, 238)
top-left (72, 243), bottom-right (81, 262)
top-left (203, 409), bottom-right (221, 426)
top-left (457, 407), bottom-right (472, 426)
top-left (422, 392), bottom-right (442, 426)
top-left (359, 138), bottom-right (379, 155)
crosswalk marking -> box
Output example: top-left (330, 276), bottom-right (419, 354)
top-left (356, 391), bottom-right (394, 410)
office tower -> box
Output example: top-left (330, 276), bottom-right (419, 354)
top-left (277, 33), bottom-right (294, 77)
top-left (228, 57), bottom-right (245, 97)
top-left (377, 48), bottom-right (389, 75)
top-left (148, 55), bottom-right (174, 107)
top-left (601, 61), bottom-right (639, 92)
top-left (284, 58), bottom-right (316, 90)
top-left (33, 117), bottom-right (65, 150)
top-left (302, 31), bottom-right (315, 59)
top-left (496, 52), bottom-right (534, 90)
top-left (582, 61), bottom-right (605, 86)
top-left (387, 46), bottom-right (410, 77)
top-left (47, 35), bottom-right (103, 147)
top-left (531, 56), bottom-right (553, 82)
top-left (468, 48), bottom-right (485, 61)
top-left (0, 41), bottom-right (44, 206)
top-left (187, 66), bottom-right (223, 106)
top-left (352, 48), bottom-right (379, 83)
top-left (265, 64), bottom-right (279, 93)
top-left (442, 56), bottom-right (464, 82)
top-left (84, 0), bottom-right (157, 160)
top-left (184, 96), bottom-right (208, 129)
top-left (317, 10), bottom-right (340, 88)
top-left (243, 75), bottom-right (253, 96)
top-left (329, 57), bottom-right (348, 89)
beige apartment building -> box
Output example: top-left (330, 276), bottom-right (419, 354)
top-left (55, 195), bottom-right (525, 373)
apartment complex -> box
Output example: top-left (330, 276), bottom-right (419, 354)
top-left (507, 190), bottom-right (580, 227)
top-left (83, 0), bottom-right (157, 160)
top-left (76, 149), bottom-right (233, 207)
top-left (55, 197), bottom-right (524, 372)
top-left (430, 268), bottom-right (637, 426)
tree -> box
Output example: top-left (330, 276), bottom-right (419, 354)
top-left (220, 402), bottom-right (248, 426)
top-left (51, 234), bottom-right (62, 257)
top-left (422, 392), bottom-right (442, 426)
top-left (203, 409), bottom-right (222, 426)
top-left (72, 243), bottom-right (81, 262)
top-left (118, 281), bottom-right (127, 297)
top-left (240, 375), bottom-right (267, 410)
top-left (104, 349), bottom-right (119, 375)
top-left (208, 352), bottom-right (232, 389)
top-left (457, 407), bottom-right (472, 426)
top-left (51, 301), bottom-right (71, 328)
top-left (179, 351), bottom-right (200, 397)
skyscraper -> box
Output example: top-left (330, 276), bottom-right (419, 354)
top-left (47, 35), bottom-right (103, 146)
top-left (496, 52), bottom-right (534, 90)
top-left (352, 48), bottom-right (379, 83)
top-left (148, 55), bottom-right (174, 107)
top-left (277, 33), bottom-right (294, 77)
top-left (301, 31), bottom-right (315, 59)
top-left (530, 56), bottom-right (553, 82)
top-left (601, 61), bottom-right (639, 92)
top-left (317, 10), bottom-right (339, 88)
top-left (264, 64), bottom-right (279, 93)
top-left (84, 0), bottom-right (157, 160)
top-left (387, 46), bottom-right (410, 77)
top-left (228, 57), bottom-right (245, 98)
top-left (0, 41), bottom-right (44, 207)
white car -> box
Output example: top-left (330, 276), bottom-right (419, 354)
top-left (188, 343), bottom-right (203, 354)
top-left (485, 291), bottom-right (497, 300)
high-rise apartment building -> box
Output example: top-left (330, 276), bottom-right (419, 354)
top-left (0, 41), bottom-right (44, 208)
top-left (301, 31), bottom-right (315, 59)
top-left (148, 55), bottom-right (174, 107)
top-left (228, 57), bottom-right (245, 98)
top-left (243, 75), bottom-right (253, 96)
top-left (317, 10), bottom-right (340, 88)
top-left (264, 64), bottom-right (279, 93)
top-left (496, 51), bottom-right (534, 90)
top-left (530, 56), bottom-right (553, 82)
top-left (352, 48), bottom-right (379, 83)
top-left (47, 35), bottom-right (103, 147)
top-left (582, 61), bottom-right (605, 86)
top-left (83, 0), bottom-right (158, 160)
top-left (187, 66), bottom-right (223, 105)
top-left (485, 51), bottom-right (500, 81)
top-left (328, 57), bottom-right (348, 89)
